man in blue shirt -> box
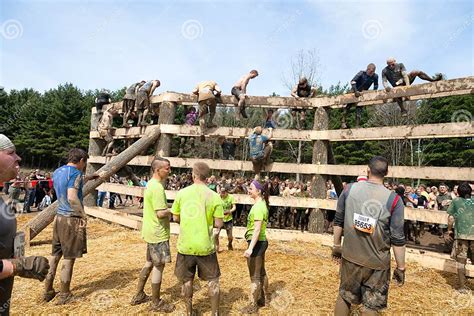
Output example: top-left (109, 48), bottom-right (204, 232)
top-left (248, 126), bottom-right (273, 175)
top-left (44, 148), bottom-right (98, 305)
top-left (341, 63), bottom-right (378, 129)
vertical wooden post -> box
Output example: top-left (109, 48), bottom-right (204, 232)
top-left (155, 101), bottom-right (177, 157)
top-left (309, 106), bottom-right (329, 233)
top-left (84, 109), bottom-right (104, 207)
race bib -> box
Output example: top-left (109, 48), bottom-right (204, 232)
top-left (14, 231), bottom-right (25, 258)
top-left (353, 213), bottom-right (376, 234)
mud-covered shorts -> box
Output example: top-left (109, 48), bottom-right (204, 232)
top-left (452, 239), bottom-right (474, 262)
top-left (135, 91), bottom-right (149, 111)
top-left (198, 98), bottom-right (217, 116)
top-left (146, 240), bottom-right (172, 266)
top-left (52, 215), bottom-right (87, 259)
top-left (231, 87), bottom-right (244, 99)
top-left (339, 258), bottom-right (390, 311)
top-left (175, 252), bottom-right (221, 282)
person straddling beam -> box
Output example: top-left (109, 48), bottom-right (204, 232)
top-left (192, 80), bottom-right (222, 141)
top-left (447, 182), bottom-right (474, 293)
top-left (214, 185), bottom-right (236, 252)
top-left (43, 148), bottom-right (99, 304)
top-left (341, 63), bottom-right (379, 129)
top-left (290, 77), bottom-right (317, 130)
top-left (248, 126), bottom-right (273, 176)
top-left (231, 70), bottom-right (259, 120)
top-left (122, 80), bottom-right (146, 127)
top-left (136, 80), bottom-right (160, 126)
top-left (130, 157), bottom-right (175, 312)
top-left (332, 156), bottom-right (406, 315)
top-left (171, 162), bottom-right (224, 316)
top-left (0, 134), bottom-right (50, 315)
top-left (382, 57), bottom-right (443, 116)
top-left (97, 106), bottom-right (119, 156)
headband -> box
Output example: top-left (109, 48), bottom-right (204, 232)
top-left (251, 180), bottom-right (263, 191)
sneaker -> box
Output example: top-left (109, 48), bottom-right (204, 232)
top-left (130, 291), bottom-right (150, 306)
top-left (401, 110), bottom-right (408, 117)
top-left (150, 299), bottom-right (175, 313)
top-left (55, 292), bottom-right (73, 305)
top-left (207, 123), bottom-right (218, 128)
top-left (341, 122), bottom-right (347, 129)
top-left (42, 290), bottom-right (57, 303)
top-left (241, 303), bottom-right (258, 314)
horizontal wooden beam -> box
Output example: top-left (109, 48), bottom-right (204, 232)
top-left (97, 182), bottom-right (449, 224)
top-left (93, 77), bottom-right (473, 114)
top-left (84, 206), bottom-right (468, 275)
top-left (89, 156), bottom-right (473, 181)
top-left (90, 122), bottom-right (474, 142)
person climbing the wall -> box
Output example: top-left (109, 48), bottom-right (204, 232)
top-left (136, 80), bottom-right (160, 126)
top-left (290, 77), bottom-right (317, 129)
top-left (232, 70), bottom-right (259, 120)
top-left (192, 80), bottom-right (222, 141)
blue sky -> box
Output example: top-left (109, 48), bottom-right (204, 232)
top-left (1, 0), bottom-right (473, 96)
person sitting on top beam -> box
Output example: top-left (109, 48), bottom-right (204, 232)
top-left (291, 77), bottom-right (317, 130)
top-left (382, 57), bottom-right (444, 117)
top-left (232, 70), bottom-right (259, 120)
top-left (122, 80), bottom-right (145, 128)
top-left (341, 63), bottom-right (379, 129)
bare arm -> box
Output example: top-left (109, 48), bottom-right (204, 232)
top-left (173, 214), bottom-right (180, 223)
top-left (67, 187), bottom-right (86, 218)
top-left (214, 84), bottom-right (222, 95)
top-left (192, 85), bottom-right (199, 95)
top-left (241, 75), bottom-right (251, 94)
top-left (156, 208), bottom-right (172, 219)
top-left (291, 85), bottom-right (299, 98)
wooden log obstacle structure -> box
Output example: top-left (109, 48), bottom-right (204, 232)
top-left (22, 77), bottom-right (474, 271)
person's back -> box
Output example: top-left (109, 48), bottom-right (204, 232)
top-left (340, 180), bottom-right (401, 270)
top-left (196, 80), bottom-right (217, 101)
top-left (52, 165), bottom-right (83, 217)
top-left (248, 133), bottom-right (267, 159)
top-left (173, 183), bottom-right (222, 255)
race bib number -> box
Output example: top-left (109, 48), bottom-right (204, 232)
top-left (353, 213), bottom-right (376, 234)
top-left (14, 231), bottom-right (25, 258)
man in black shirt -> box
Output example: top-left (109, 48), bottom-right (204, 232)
top-left (217, 136), bottom-right (238, 160)
top-left (0, 134), bottom-right (49, 315)
top-left (291, 77), bottom-right (317, 129)
top-left (342, 64), bottom-right (378, 129)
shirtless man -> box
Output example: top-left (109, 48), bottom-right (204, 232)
top-left (291, 77), bottom-right (317, 129)
top-left (136, 80), bottom-right (160, 126)
top-left (231, 70), bottom-right (259, 120)
top-left (97, 107), bottom-right (119, 156)
top-left (382, 58), bottom-right (443, 116)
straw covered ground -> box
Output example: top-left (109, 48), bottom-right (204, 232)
top-left (10, 214), bottom-right (474, 315)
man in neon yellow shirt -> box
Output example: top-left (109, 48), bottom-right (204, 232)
top-left (130, 157), bottom-right (174, 313)
top-left (214, 186), bottom-right (236, 252)
top-left (172, 162), bottom-right (224, 316)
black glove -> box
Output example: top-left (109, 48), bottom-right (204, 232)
top-left (354, 90), bottom-right (361, 97)
top-left (392, 267), bottom-right (405, 285)
top-left (12, 256), bottom-right (50, 281)
top-left (332, 245), bottom-right (342, 261)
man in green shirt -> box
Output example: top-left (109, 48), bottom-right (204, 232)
top-left (447, 182), bottom-right (474, 292)
top-left (172, 162), bottom-right (224, 316)
top-left (130, 157), bottom-right (175, 312)
top-left (215, 186), bottom-right (236, 252)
